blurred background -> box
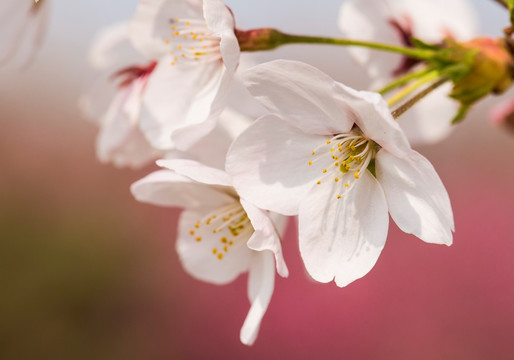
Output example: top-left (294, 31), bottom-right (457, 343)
top-left (1, 0), bottom-right (513, 359)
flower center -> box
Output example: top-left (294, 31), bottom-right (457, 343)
top-left (189, 202), bottom-right (253, 260)
top-left (309, 132), bottom-right (375, 199)
top-left (111, 61), bottom-right (157, 88)
top-left (164, 18), bottom-right (221, 66)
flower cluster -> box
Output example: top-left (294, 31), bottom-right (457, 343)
top-left (6, 0), bottom-right (514, 346)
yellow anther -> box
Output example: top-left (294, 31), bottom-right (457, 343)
top-left (183, 35), bottom-right (189, 39)
top-left (174, 57), bottom-right (178, 61)
top-left (178, 45), bottom-right (182, 50)
top-left (349, 155), bottom-right (354, 160)
top-left (221, 237), bottom-right (227, 244)
top-left (331, 147), bottom-right (335, 152)
top-left (165, 39), bottom-right (170, 44)
top-left (171, 62), bottom-right (175, 66)
top-left (345, 183), bottom-right (349, 187)
top-left (229, 241), bottom-right (234, 246)
top-left (335, 162), bottom-right (339, 166)
top-left (190, 47), bottom-right (195, 50)
top-left (308, 161), bottom-right (312, 166)
top-left (171, 26), bottom-right (176, 30)
top-left (195, 224), bottom-right (200, 229)
top-left (199, 38), bottom-right (204, 42)
top-left (189, 230), bottom-right (195, 235)
top-left (323, 169), bottom-right (327, 173)
top-left (185, 21), bottom-right (191, 26)
top-left (192, 34), bottom-right (198, 40)
top-left (337, 195), bottom-right (342, 199)
top-left (175, 18), bottom-right (179, 22)
top-left (317, 181), bottom-right (321, 185)
top-left (195, 237), bottom-right (202, 242)
top-left (354, 172), bottom-right (359, 179)
top-left (217, 253), bottom-right (224, 260)
top-left (212, 248), bottom-right (218, 254)
top-left (223, 246), bottom-right (228, 252)
top-left (334, 177), bottom-right (339, 182)
top-left (312, 151), bottom-right (315, 155)
top-left (326, 140), bottom-right (331, 144)
top-left (342, 161), bottom-right (347, 166)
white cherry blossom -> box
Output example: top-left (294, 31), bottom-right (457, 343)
top-left (128, 0), bottom-right (240, 150)
top-left (338, 0), bottom-right (479, 144)
top-left (226, 60), bottom-right (454, 287)
top-left (131, 159), bottom-right (288, 345)
top-left (0, 0), bottom-right (49, 66)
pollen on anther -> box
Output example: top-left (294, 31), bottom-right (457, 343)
top-left (317, 181), bottom-right (321, 185)
top-left (212, 248), bottom-right (217, 254)
top-left (221, 237), bottom-right (227, 244)
top-left (178, 45), bottom-right (183, 50)
top-left (228, 241), bottom-right (234, 246)
top-left (354, 172), bottom-right (359, 179)
top-left (195, 237), bottom-right (202, 242)
top-left (322, 169), bottom-right (327, 173)
top-left (185, 21), bottom-right (191, 26)
top-left (326, 140), bottom-right (331, 145)
top-left (195, 223), bottom-right (200, 229)
top-left (165, 39), bottom-right (170, 44)
top-left (189, 230), bottom-right (195, 235)
top-left (311, 151), bottom-right (315, 155)
top-left (171, 62), bottom-right (175, 66)
top-left (334, 177), bottom-right (339, 182)
top-left (308, 161), bottom-right (312, 166)
top-left (217, 253), bottom-right (224, 260)
top-left (223, 246), bottom-right (228, 252)
top-left (337, 195), bottom-right (342, 199)
top-left (345, 183), bottom-right (349, 187)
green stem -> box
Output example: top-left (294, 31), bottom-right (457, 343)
top-left (377, 67), bottom-right (435, 95)
top-left (387, 70), bottom-right (441, 107)
top-left (278, 33), bottom-right (437, 60)
top-left (391, 77), bottom-right (449, 119)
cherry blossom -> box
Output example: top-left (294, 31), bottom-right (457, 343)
top-left (338, 0), bottom-right (479, 144)
top-left (131, 159), bottom-right (288, 345)
top-left (226, 60), bottom-right (454, 287)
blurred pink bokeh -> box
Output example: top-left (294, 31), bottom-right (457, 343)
top-left (1, 1), bottom-right (513, 359)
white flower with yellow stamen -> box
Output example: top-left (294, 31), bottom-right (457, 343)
top-left (128, 0), bottom-right (240, 150)
top-left (226, 60), bottom-right (454, 287)
top-left (131, 158), bottom-right (288, 346)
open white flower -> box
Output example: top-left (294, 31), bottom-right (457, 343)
top-left (129, 0), bottom-right (240, 150)
top-left (0, 0), bottom-right (49, 66)
top-left (338, 0), bottom-right (479, 144)
top-left (226, 60), bottom-right (454, 287)
top-left (131, 159), bottom-right (288, 345)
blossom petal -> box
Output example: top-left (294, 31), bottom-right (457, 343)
top-left (333, 83), bottom-right (411, 158)
top-left (176, 208), bottom-right (252, 285)
top-left (299, 171), bottom-right (389, 287)
top-left (156, 159), bottom-right (233, 187)
top-left (131, 169), bottom-right (235, 209)
top-left (139, 57), bottom-right (223, 149)
top-left (376, 149), bottom-right (454, 245)
top-left (129, 0), bottom-right (203, 58)
top-left (240, 251), bottom-right (275, 346)
top-left (226, 114), bottom-right (327, 216)
top-left (243, 60), bottom-right (354, 135)
top-left (398, 84), bottom-right (457, 145)
top-left (96, 80), bottom-right (160, 168)
top-left (240, 198), bottom-right (288, 278)
top-left (203, 0), bottom-right (239, 73)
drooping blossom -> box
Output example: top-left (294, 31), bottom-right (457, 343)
top-left (338, 0), bottom-right (479, 144)
top-left (0, 0), bottom-right (50, 66)
top-left (128, 0), bottom-right (241, 150)
top-left (131, 159), bottom-right (288, 345)
top-left (226, 60), bottom-right (454, 287)
top-left (80, 19), bottom-right (250, 169)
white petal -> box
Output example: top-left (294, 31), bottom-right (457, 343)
top-left (88, 22), bottom-right (144, 71)
top-left (139, 57), bottom-right (223, 149)
top-left (131, 169), bottom-right (235, 209)
top-left (203, 0), bottom-right (239, 72)
top-left (177, 208), bottom-right (252, 285)
top-left (299, 171), bottom-right (389, 287)
top-left (129, 0), bottom-right (203, 58)
top-left (376, 149), bottom-right (454, 245)
top-left (398, 84), bottom-right (456, 145)
top-left (243, 60), bottom-right (354, 135)
top-left (240, 198), bottom-right (288, 278)
top-left (333, 83), bottom-right (411, 158)
top-left (170, 69), bottom-right (233, 150)
top-left (240, 251), bottom-right (275, 346)
top-left (156, 159), bottom-right (233, 187)
top-left (226, 114), bottom-right (327, 216)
